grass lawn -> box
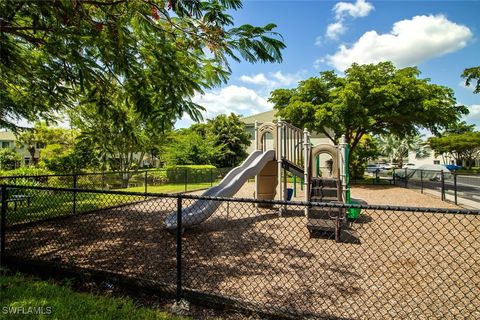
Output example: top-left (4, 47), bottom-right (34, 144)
top-left (0, 272), bottom-right (186, 320)
top-left (3, 180), bottom-right (221, 225)
top-left (4, 192), bottom-right (142, 225)
top-left (124, 182), bottom-right (217, 194)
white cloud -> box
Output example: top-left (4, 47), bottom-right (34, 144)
top-left (176, 85), bottom-right (272, 128)
top-left (326, 22), bottom-right (347, 40)
top-left (325, 15), bottom-right (473, 71)
top-left (323, 0), bottom-right (374, 40)
top-left (314, 36), bottom-right (323, 46)
top-left (239, 71), bottom-right (304, 89)
top-left (334, 0), bottom-right (374, 19)
top-left (464, 104), bottom-right (480, 129)
top-left (239, 74), bottom-right (271, 86)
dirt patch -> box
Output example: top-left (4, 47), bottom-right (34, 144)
top-left (6, 187), bottom-right (479, 319)
top-left (350, 185), bottom-right (461, 209)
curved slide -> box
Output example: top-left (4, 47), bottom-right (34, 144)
top-left (164, 150), bottom-right (276, 230)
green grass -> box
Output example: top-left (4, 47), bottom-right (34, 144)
top-left (124, 181), bottom-right (218, 194)
top-left (4, 181), bottom-right (221, 225)
top-left (4, 192), bottom-right (142, 225)
top-left (0, 272), bottom-right (187, 320)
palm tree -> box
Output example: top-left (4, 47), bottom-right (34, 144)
top-left (377, 134), bottom-right (428, 167)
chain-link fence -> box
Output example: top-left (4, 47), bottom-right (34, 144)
top-left (0, 167), bottom-right (232, 194)
top-left (355, 169), bottom-right (480, 208)
top-left (1, 184), bottom-right (479, 319)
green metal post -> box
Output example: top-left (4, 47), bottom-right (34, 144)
top-left (293, 175), bottom-right (297, 197)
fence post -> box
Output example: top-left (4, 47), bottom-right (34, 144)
top-left (454, 173), bottom-right (458, 205)
top-left (176, 197), bottom-right (183, 302)
top-left (210, 168), bottom-right (213, 187)
top-left (404, 168), bottom-right (408, 188)
top-left (420, 170), bottom-right (424, 194)
top-left (392, 168), bottom-right (396, 185)
top-left (441, 170), bottom-right (445, 201)
top-left (1, 185), bottom-right (7, 267)
top-left (73, 174), bottom-right (78, 215)
top-left (144, 171), bottom-right (148, 195)
top-left (184, 168), bottom-right (188, 192)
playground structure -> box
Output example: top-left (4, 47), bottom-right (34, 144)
top-left (165, 119), bottom-right (356, 240)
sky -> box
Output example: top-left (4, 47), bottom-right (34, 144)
top-left (177, 0), bottom-right (480, 130)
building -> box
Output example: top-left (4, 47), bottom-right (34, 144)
top-left (0, 130), bottom-right (42, 166)
top-left (241, 110), bottom-right (333, 154)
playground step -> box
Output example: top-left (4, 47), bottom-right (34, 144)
top-left (311, 178), bottom-right (339, 188)
top-left (311, 196), bottom-right (339, 202)
top-left (311, 187), bottom-right (338, 198)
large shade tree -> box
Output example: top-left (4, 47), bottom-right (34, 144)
top-left (0, 0), bottom-right (285, 129)
top-left (270, 62), bottom-right (468, 159)
top-left (428, 132), bottom-right (480, 169)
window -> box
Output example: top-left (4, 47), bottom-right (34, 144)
top-left (433, 160), bottom-right (440, 165)
top-left (24, 157), bottom-right (30, 165)
top-left (1, 141), bottom-right (9, 148)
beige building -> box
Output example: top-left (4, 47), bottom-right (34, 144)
top-left (241, 110), bottom-right (333, 154)
top-left (0, 130), bottom-right (42, 165)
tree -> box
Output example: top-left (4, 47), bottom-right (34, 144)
top-left (377, 134), bottom-right (428, 167)
top-left (71, 93), bottom-right (167, 181)
top-left (15, 122), bottom-right (74, 163)
top-left (462, 66), bottom-right (480, 94)
top-left (349, 134), bottom-right (379, 179)
top-left (1, 0), bottom-right (285, 130)
top-left (270, 62), bottom-right (468, 159)
top-left (163, 128), bottom-right (218, 166)
top-left (0, 148), bottom-right (20, 170)
top-left (428, 132), bottom-right (480, 169)
top-left (206, 113), bottom-right (251, 167)
top-left (163, 113), bottom-right (251, 167)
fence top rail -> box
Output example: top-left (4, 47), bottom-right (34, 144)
top-left (394, 168), bottom-right (479, 175)
top-left (1, 184), bottom-right (479, 216)
top-left (0, 167), bottom-right (231, 180)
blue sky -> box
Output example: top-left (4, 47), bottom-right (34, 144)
top-left (178, 0), bottom-right (480, 129)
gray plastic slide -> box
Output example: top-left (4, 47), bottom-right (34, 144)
top-left (164, 150), bottom-right (275, 230)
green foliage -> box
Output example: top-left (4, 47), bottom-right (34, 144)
top-left (0, 166), bottom-right (53, 177)
top-left (462, 66), bottom-right (480, 94)
top-left (15, 122), bottom-right (76, 162)
top-left (270, 62), bottom-right (467, 157)
top-left (72, 97), bottom-right (164, 172)
top-left (0, 148), bottom-right (20, 170)
top-left (428, 131), bottom-right (480, 169)
top-left (1, 0), bottom-right (285, 130)
top-left (377, 134), bottom-right (428, 167)
top-left (349, 135), bottom-right (379, 179)
top-left (163, 113), bottom-right (250, 167)
top-left (207, 113), bottom-right (251, 167)
top-left (163, 128), bottom-right (218, 165)
top-left (0, 272), bottom-right (183, 319)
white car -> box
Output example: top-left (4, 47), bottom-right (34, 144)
top-left (402, 163), bottom-right (416, 169)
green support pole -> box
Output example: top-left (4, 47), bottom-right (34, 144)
top-left (316, 155), bottom-right (320, 177)
top-left (293, 175), bottom-right (297, 197)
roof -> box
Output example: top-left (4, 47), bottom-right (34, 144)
top-left (0, 131), bottom-right (16, 141)
top-left (242, 110), bottom-right (277, 125)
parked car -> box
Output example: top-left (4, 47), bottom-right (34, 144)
top-left (366, 164), bottom-right (384, 173)
top-left (402, 163), bottom-right (416, 169)
top-left (384, 163), bottom-right (399, 170)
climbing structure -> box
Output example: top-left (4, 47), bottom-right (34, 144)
top-left (253, 119), bottom-right (351, 241)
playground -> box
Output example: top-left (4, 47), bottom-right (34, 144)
top-left (6, 188), bottom-right (478, 319)
top-left (4, 120), bottom-right (479, 319)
